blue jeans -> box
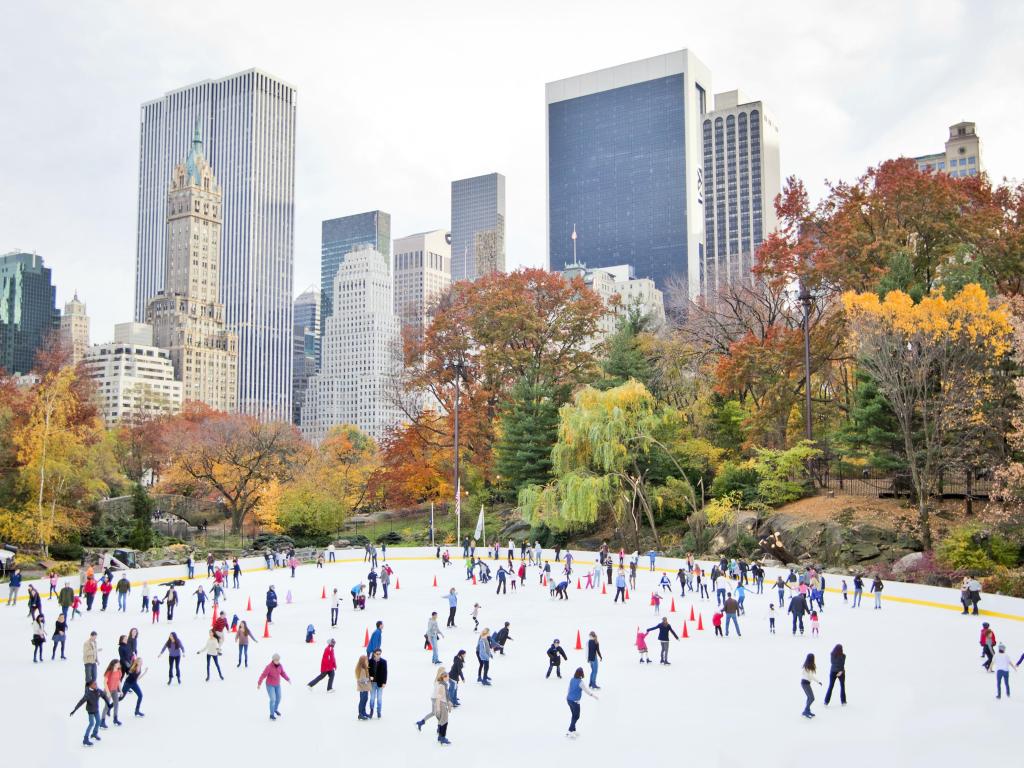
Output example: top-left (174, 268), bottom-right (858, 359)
top-left (447, 679), bottom-right (459, 705)
top-left (725, 614), bottom-right (741, 636)
top-left (567, 699), bottom-right (580, 731)
top-left (369, 682), bottom-right (383, 715)
top-left (431, 639), bottom-right (440, 664)
top-left (589, 659), bottom-right (599, 687)
top-left (117, 593), bottom-right (127, 611)
top-left (716, 588), bottom-right (726, 606)
top-left (853, 590), bottom-right (862, 607)
top-left (238, 644), bottom-right (248, 666)
top-left (85, 711), bottom-right (100, 741)
top-left (266, 684), bottom-right (281, 717)
top-left (997, 669), bottom-right (1010, 697)
top-left (358, 690), bottom-right (369, 718)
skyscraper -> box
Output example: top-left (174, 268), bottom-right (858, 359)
top-left (291, 287), bottom-right (320, 425)
top-left (451, 173), bottom-right (505, 282)
top-left (0, 251), bottom-right (60, 375)
top-left (134, 69), bottom-right (296, 421)
top-left (914, 121), bottom-right (984, 177)
top-left (701, 90), bottom-right (781, 295)
top-left (546, 50), bottom-right (712, 297)
top-left (60, 291), bottom-right (90, 364)
top-left (301, 246), bottom-right (403, 443)
top-left (145, 125), bottom-right (238, 412)
top-left (321, 211), bottom-right (391, 330)
top-left (393, 230), bottom-right (451, 343)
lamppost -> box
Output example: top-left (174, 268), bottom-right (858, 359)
top-left (798, 282), bottom-right (814, 442)
top-left (447, 359), bottom-right (466, 542)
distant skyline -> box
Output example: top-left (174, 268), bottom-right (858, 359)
top-left (2, 0), bottom-right (1022, 338)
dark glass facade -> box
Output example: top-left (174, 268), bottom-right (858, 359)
top-left (548, 74), bottom-right (687, 289)
top-left (321, 211), bottom-right (390, 326)
top-left (0, 252), bottom-right (60, 375)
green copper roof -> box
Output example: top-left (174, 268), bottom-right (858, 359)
top-left (185, 118), bottom-right (204, 185)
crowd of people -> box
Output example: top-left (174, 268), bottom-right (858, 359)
top-left (2, 535), bottom-right (1015, 749)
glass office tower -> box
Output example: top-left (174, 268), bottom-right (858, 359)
top-left (451, 173), bottom-right (505, 282)
top-left (546, 51), bottom-right (711, 297)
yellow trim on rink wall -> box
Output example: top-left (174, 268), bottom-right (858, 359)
top-left (8, 551), bottom-right (1023, 622)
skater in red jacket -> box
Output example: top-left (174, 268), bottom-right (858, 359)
top-left (308, 638), bottom-right (337, 692)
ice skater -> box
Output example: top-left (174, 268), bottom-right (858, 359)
top-left (257, 653), bottom-right (291, 720)
top-left (810, 611), bottom-right (820, 636)
top-left (586, 632), bottom-right (602, 689)
top-left (800, 653), bottom-right (821, 718)
top-left (158, 632), bottom-right (184, 683)
top-left (870, 575), bottom-right (884, 609)
top-left (994, 644), bottom-right (1015, 699)
top-left (70, 679), bottom-right (111, 746)
top-left (476, 628), bottom-right (492, 684)
top-left (565, 667), bottom-right (598, 738)
top-left (121, 657), bottom-right (147, 717)
top-left (546, 638), bottom-right (568, 678)
top-left (307, 638), bottom-right (337, 692)
top-left (446, 588), bottom-right (458, 628)
top-left (235, 620), bottom-right (257, 667)
top-left (646, 618), bottom-right (679, 664)
top-left (824, 644), bottom-right (846, 705)
top-left (198, 629), bottom-right (224, 681)
top-left (635, 628), bottom-right (651, 663)
top-left (426, 611), bottom-right (443, 664)
top-left (448, 650), bottom-right (465, 706)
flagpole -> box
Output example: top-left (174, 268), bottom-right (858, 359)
top-left (430, 502), bottom-right (435, 547)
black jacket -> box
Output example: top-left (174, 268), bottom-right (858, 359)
top-left (788, 594), bottom-right (808, 616)
top-left (71, 687), bottom-right (111, 715)
top-left (830, 653), bottom-right (846, 675)
top-left (587, 639), bottom-right (602, 663)
top-left (546, 644), bottom-right (568, 664)
top-left (647, 623), bottom-right (679, 642)
top-left (495, 626), bottom-right (512, 646)
top-left (266, 589), bottom-right (278, 608)
top-left (449, 655), bottom-right (465, 683)
top-left (368, 656), bottom-right (388, 686)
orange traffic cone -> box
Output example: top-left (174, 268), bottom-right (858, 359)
top-left (601, 583), bottom-right (607, 595)
top-left (433, 575), bottom-right (438, 587)
top-left (472, 574), bottom-right (477, 585)
top-left (670, 598), bottom-right (676, 613)
top-left (262, 621), bottom-right (270, 638)
top-left (575, 630), bottom-right (582, 650)
top-left (689, 605), bottom-right (695, 621)
top-left (625, 588), bottom-right (630, 600)
top-left (682, 621), bottom-right (689, 639)
top-left (246, 597), bottom-right (252, 612)
top-left (577, 579), bottom-right (582, 590)
top-left (321, 586), bottom-right (326, 599)
top-left (697, 614), bottom-right (704, 631)
top-left (363, 628), bottom-right (369, 648)
top-left (395, 579), bottom-right (400, 590)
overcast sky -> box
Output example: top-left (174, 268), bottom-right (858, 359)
top-left (2, 0), bottom-right (1021, 339)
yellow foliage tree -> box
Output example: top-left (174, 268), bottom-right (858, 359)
top-left (843, 283), bottom-right (1013, 547)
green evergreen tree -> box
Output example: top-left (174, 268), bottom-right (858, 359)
top-left (596, 309), bottom-right (654, 390)
top-left (128, 482), bottom-right (154, 551)
top-left (495, 375), bottom-right (562, 500)
top-left (835, 369), bottom-right (906, 471)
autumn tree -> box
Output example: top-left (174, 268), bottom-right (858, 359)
top-left (161, 408), bottom-right (304, 533)
top-left (843, 284), bottom-right (1013, 547)
top-left (519, 381), bottom-right (699, 549)
top-left (399, 268), bottom-right (606, 493)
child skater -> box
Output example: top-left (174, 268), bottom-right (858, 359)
top-left (651, 592), bottom-right (662, 615)
top-left (768, 603), bottom-right (776, 634)
top-left (810, 611), bottom-right (820, 637)
top-left (712, 609), bottom-right (724, 637)
top-left (635, 628), bottom-right (651, 663)
top-left (659, 573), bottom-right (672, 593)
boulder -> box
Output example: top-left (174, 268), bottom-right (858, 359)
top-left (891, 552), bottom-right (926, 575)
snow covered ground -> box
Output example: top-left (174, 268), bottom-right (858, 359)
top-left (3, 547), bottom-right (1020, 766)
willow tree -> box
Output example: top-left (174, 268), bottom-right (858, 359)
top-left (518, 380), bottom-right (697, 549)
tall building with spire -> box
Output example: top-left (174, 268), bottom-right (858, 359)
top-left (60, 292), bottom-right (90, 364)
top-left (135, 69), bottom-right (296, 421)
top-left (145, 124), bottom-right (238, 412)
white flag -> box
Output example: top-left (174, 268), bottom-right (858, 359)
top-left (473, 505), bottom-right (485, 542)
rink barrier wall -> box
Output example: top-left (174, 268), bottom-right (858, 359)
top-left (9, 550), bottom-right (1024, 622)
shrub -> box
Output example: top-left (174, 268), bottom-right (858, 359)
top-left (49, 536), bottom-right (84, 562)
top-left (709, 461), bottom-right (760, 504)
top-left (252, 533), bottom-right (296, 551)
top-left (51, 560), bottom-right (80, 576)
top-left (705, 493), bottom-right (740, 526)
top-left (936, 525), bottom-right (1020, 573)
top-left (983, 567), bottom-right (1024, 598)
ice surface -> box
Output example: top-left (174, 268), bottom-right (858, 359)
top-left (4, 547), bottom-right (1021, 766)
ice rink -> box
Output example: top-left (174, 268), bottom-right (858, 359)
top-left (3, 547), bottom-right (1020, 766)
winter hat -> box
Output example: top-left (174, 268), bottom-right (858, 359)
top-left (272, 653), bottom-right (281, 662)
top-left (998, 643), bottom-right (1006, 651)
top-left (983, 622), bottom-right (990, 628)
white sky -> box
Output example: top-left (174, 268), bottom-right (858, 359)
top-left (1, 0), bottom-right (1021, 339)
